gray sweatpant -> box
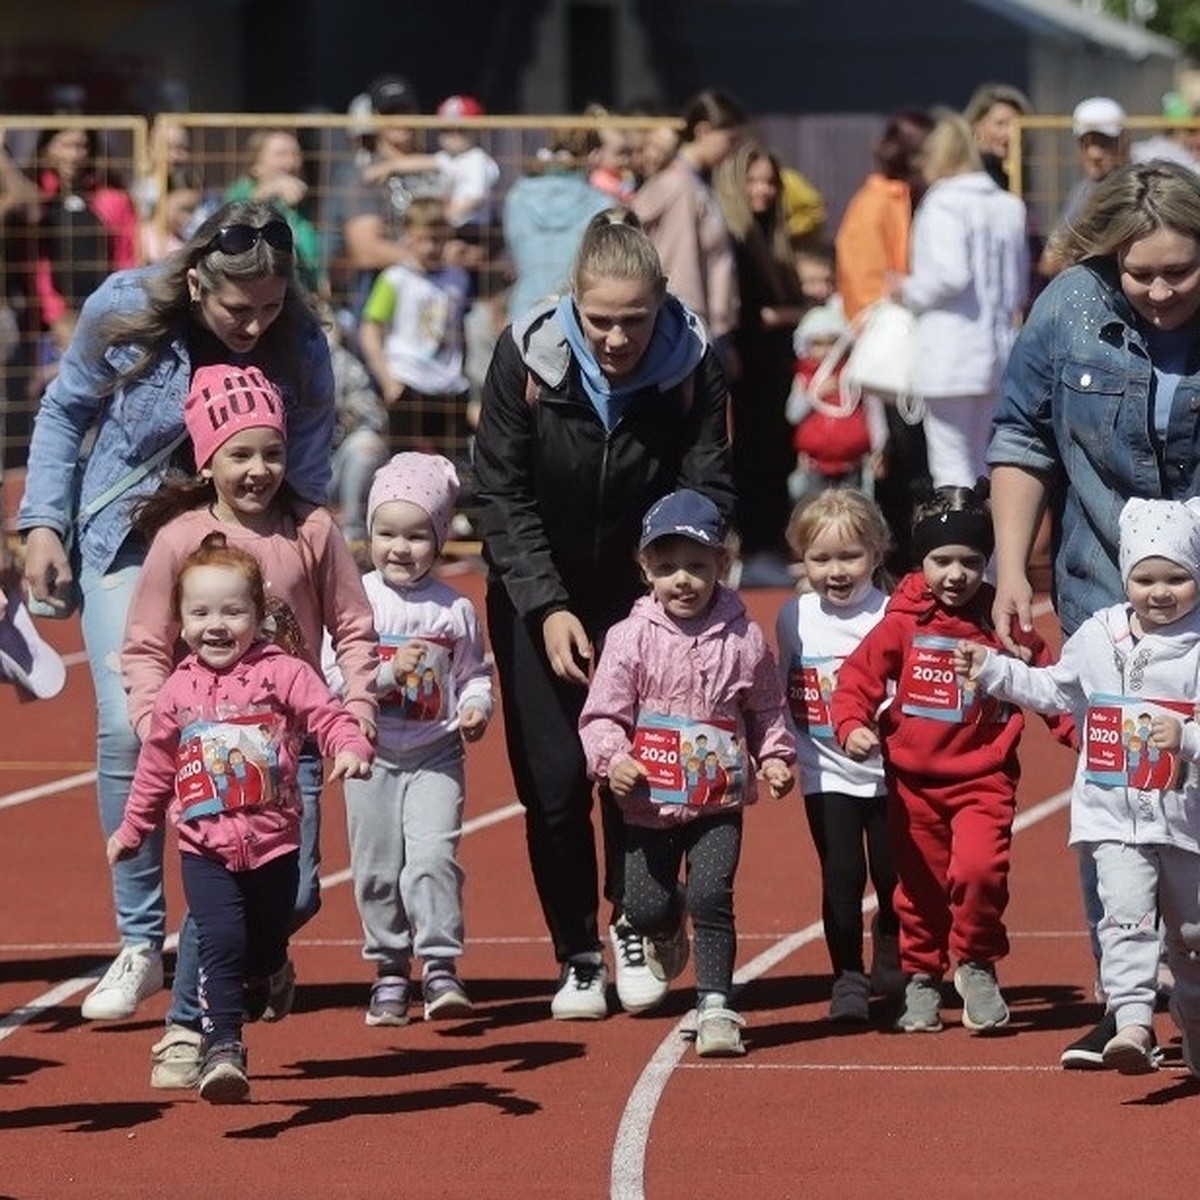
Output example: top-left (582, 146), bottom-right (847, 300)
top-left (1090, 839), bottom-right (1200, 1039)
top-left (344, 733), bottom-right (466, 975)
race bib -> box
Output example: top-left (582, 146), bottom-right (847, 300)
top-left (379, 634), bottom-right (453, 722)
top-left (176, 712), bottom-right (283, 822)
top-left (786, 654), bottom-right (838, 740)
top-left (630, 712), bottom-right (745, 807)
top-left (900, 635), bottom-right (974, 722)
top-left (1083, 693), bottom-right (1194, 789)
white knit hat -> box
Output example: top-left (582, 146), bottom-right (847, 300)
top-left (1118, 496), bottom-right (1200, 582)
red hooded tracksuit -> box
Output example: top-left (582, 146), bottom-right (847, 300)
top-left (831, 572), bottom-right (1073, 978)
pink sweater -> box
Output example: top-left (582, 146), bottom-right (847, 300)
top-left (579, 586), bottom-right (794, 828)
top-left (124, 504), bottom-right (377, 739)
top-left (114, 641), bottom-right (373, 870)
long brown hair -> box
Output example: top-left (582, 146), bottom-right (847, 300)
top-left (97, 198), bottom-right (321, 405)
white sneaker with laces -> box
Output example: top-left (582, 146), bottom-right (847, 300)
top-left (551, 956), bottom-right (609, 1020)
top-left (81, 945), bottom-right (164, 1021)
top-left (608, 920), bottom-right (669, 1014)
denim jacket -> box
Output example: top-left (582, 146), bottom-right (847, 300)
top-left (988, 260), bottom-right (1200, 636)
top-left (17, 267), bottom-right (335, 575)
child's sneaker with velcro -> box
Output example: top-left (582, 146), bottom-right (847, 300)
top-left (149, 1023), bottom-right (203, 1089)
top-left (197, 1039), bottom-right (249, 1104)
top-left (366, 974), bottom-right (411, 1027)
top-left (695, 994), bottom-right (747, 1057)
top-left (895, 973), bottom-right (943, 1032)
top-left (953, 960), bottom-right (1009, 1032)
top-left (423, 971), bottom-right (473, 1020)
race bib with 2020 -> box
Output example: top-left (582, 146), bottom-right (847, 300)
top-left (1083, 692), bottom-right (1193, 790)
top-left (630, 712), bottom-right (745, 807)
top-left (786, 654), bottom-right (838, 740)
top-left (901, 635), bottom-right (977, 723)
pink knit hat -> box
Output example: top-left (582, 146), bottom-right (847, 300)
top-left (367, 452), bottom-right (460, 546)
top-left (185, 364), bottom-right (286, 469)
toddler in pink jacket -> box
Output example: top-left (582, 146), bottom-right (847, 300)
top-left (579, 489), bottom-right (794, 1055)
top-left (108, 536), bottom-right (372, 1104)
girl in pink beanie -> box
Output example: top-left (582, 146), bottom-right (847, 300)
top-left (324, 451), bottom-right (493, 1025)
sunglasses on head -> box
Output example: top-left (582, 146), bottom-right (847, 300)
top-left (204, 219), bottom-right (294, 256)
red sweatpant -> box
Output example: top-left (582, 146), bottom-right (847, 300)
top-left (886, 770), bottom-right (1016, 978)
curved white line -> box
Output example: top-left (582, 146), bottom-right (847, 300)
top-left (610, 787), bottom-right (1071, 1200)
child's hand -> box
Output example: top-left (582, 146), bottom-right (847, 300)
top-left (380, 377), bottom-right (406, 407)
top-left (358, 717), bottom-right (377, 744)
top-left (106, 833), bottom-right (136, 864)
top-left (391, 640), bottom-right (426, 676)
top-left (1151, 715), bottom-right (1183, 753)
top-left (758, 758), bottom-right (795, 799)
top-left (608, 758), bottom-right (647, 798)
top-left (954, 640), bottom-right (988, 678)
top-left (843, 726), bottom-right (879, 761)
top-left (328, 751), bottom-right (372, 781)
top-left (459, 706), bottom-right (489, 743)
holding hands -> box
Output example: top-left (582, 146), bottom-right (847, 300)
top-left (758, 757), bottom-right (795, 799)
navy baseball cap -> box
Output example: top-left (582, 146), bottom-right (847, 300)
top-left (639, 489), bottom-right (725, 551)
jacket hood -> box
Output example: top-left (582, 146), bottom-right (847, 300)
top-left (928, 170), bottom-right (1002, 200)
top-left (511, 294), bottom-right (707, 392)
top-left (177, 639), bottom-right (285, 679)
top-left (514, 174), bottom-right (609, 233)
top-left (887, 570), bottom-right (996, 628)
top-left (631, 583), bottom-right (746, 637)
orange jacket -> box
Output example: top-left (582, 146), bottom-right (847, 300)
top-left (834, 173), bottom-right (912, 320)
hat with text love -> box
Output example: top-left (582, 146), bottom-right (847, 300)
top-left (639, 489), bottom-right (725, 551)
top-left (185, 364), bottom-right (286, 469)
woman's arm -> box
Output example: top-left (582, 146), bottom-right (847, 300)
top-left (989, 463), bottom-right (1050, 653)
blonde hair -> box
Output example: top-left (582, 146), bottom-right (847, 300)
top-left (569, 208), bottom-right (666, 297)
top-left (786, 489), bottom-right (891, 579)
top-left (921, 109), bottom-right (982, 182)
top-left (402, 195), bottom-right (450, 231)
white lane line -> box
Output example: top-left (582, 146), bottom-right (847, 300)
top-left (0, 799), bottom-right (526, 1043)
top-left (0, 772), bottom-right (96, 810)
top-left (610, 787), bottom-right (1072, 1200)
top-left (673, 1062), bottom-right (1062, 1073)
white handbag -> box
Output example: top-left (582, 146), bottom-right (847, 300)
top-left (810, 299), bottom-right (923, 425)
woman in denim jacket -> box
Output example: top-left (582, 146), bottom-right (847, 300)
top-left (988, 159), bottom-right (1200, 1067)
top-left (16, 199), bottom-right (335, 1068)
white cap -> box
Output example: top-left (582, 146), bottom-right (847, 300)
top-left (1118, 496), bottom-right (1200, 583)
top-left (1072, 97), bottom-right (1125, 140)
top-left (0, 592), bottom-right (67, 699)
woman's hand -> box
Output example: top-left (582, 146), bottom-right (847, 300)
top-left (991, 571), bottom-right (1035, 657)
top-left (542, 610), bottom-right (593, 685)
top-left (22, 526), bottom-right (72, 612)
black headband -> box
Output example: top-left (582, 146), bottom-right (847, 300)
top-left (910, 510), bottom-right (995, 565)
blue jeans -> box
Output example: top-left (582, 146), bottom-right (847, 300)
top-left (167, 746), bottom-right (323, 1028)
top-left (80, 544), bottom-right (166, 949)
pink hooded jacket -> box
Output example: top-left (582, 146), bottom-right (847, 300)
top-left (114, 641), bottom-right (373, 872)
top-left (579, 585), bottom-right (794, 829)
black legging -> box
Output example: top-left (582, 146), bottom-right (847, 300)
top-left (485, 584), bottom-right (625, 963)
top-left (804, 790), bottom-right (898, 975)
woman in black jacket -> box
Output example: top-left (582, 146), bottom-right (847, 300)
top-left (473, 210), bottom-right (735, 1019)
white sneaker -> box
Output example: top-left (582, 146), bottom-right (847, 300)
top-left (695, 994), bottom-right (747, 1057)
top-left (608, 920), bottom-right (669, 1014)
top-left (551, 956), bottom-right (609, 1020)
top-left (81, 945), bottom-right (164, 1021)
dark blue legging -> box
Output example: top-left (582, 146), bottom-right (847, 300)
top-left (181, 850), bottom-right (298, 1045)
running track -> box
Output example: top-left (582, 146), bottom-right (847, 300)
top-left (3, 575), bottom-right (1200, 1200)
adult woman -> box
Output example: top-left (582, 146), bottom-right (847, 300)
top-left (963, 81), bottom-right (1030, 192)
top-left (632, 89), bottom-right (746, 351)
top-left (895, 110), bottom-right (1027, 488)
top-left (473, 211), bottom-right (735, 1019)
top-left (835, 108), bottom-right (933, 568)
top-left (713, 140), bottom-right (805, 583)
top-left (225, 129), bottom-right (324, 293)
top-left (988, 159), bottom-right (1200, 1065)
top-left (18, 199), bottom-right (334, 1058)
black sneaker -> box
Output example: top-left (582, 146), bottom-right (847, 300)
top-left (1060, 1012), bottom-right (1116, 1070)
top-left (198, 1039), bottom-right (249, 1104)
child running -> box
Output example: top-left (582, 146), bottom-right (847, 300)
top-left (775, 489), bottom-right (901, 1022)
top-left (579, 489), bottom-right (795, 1055)
top-left (123, 363), bottom-right (378, 1087)
top-left (956, 496), bottom-right (1200, 1076)
top-left (107, 536), bottom-right (373, 1103)
top-left (830, 481), bottom-right (1071, 1033)
top-left (324, 452), bottom-right (493, 1026)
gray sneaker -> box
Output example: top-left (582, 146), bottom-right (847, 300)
top-left (829, 970), bottom-right (871, 1023)
top-left (895, 973), bottom-right (943, 1032)
top-left (954, 960), bottom-right (1010, 1032)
